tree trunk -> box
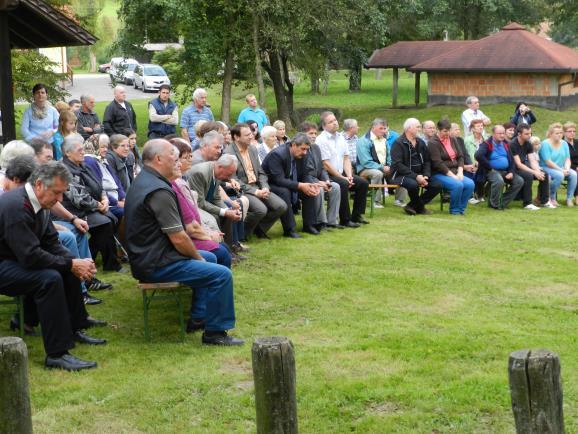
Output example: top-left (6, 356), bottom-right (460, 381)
top-left (252, 15), bottom-right (266, 108)
top-left (220, 46), bottom-right (234, 124)
top-left (322, 62), bottom-right (329, 96)
top-left (89, 50), bottom-right (97, 73)
top-left (348, 62), bottom-right (362, 92)
top-left (310, 72), bottom-right (320, 95)
top-left (262, 50), bottom-right (293, 128)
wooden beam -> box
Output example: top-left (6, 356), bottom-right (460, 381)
top-left (0, 12), bottom-right (16, 143)
top-left (414, 72), bottom-right (421, 107)
top-left (392, 67), bottom-right (398, 108)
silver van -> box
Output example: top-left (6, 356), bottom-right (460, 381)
top-left (133, 64), bottom-right (171, 92)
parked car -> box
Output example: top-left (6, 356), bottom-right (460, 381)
top-left (98, 63), bottom-right (111, 74)
top-left (109, 58), bottom-right (138, 84)
top-left (133, 64), bottom-right (171, 92)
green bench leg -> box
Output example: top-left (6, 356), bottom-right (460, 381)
top-left (17, 296), bottom-right (24, 338)
top-left (369, 189), bottom-right (376, 218)
top-left (143, 290), bottom-right (151, 341)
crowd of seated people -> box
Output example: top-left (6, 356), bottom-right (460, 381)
top-left (4, 85), bottom-right (578, 373)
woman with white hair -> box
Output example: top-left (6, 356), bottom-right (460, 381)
top-left (257, 126), bottom-right (278, 162)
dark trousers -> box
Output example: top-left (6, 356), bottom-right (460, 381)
top-left (0, 260), bottom-right (88, 356)
top-left (329, 174), bottom-right (368, 224)
top-left (393, 176), bottom-right (442, 211)
top-left (89, 221), bottom-right (120, 271)
top-left (518, 170), bottom-right (550, 205)
top-left (269, 185), bottom-right (317, 232)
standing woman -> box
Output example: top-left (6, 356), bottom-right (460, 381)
top-left (539, 122), bottom-right (577, 207)
top-left (511, 101), bottom-right (537, 126)
top-left (20, 83), bottom-right (59, 144)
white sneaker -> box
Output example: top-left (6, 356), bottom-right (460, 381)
top-left (524, 204), bottom-right (540, 211)
top-left (373, 202), bottom-right (384, 209)
top-left (468, 198), bottom-right (480, 205)
top-left (393, 200), bottom-right (405, 207)
top-left (543, 201), bottom-right (557, 209)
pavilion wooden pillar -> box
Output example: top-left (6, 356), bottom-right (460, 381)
top-left (392, 67), bottom-right (398, 108)
top-left (414, 72), bottom-right (421, 107)
top-left (0, 9), bottom-right (16, 142)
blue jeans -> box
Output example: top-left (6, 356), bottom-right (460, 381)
top-left (543, 167), bottom-right (577, 200)
top-left (147, 255), bottom-right (235, 332)
top-left (58, 230), bottom-right (88, 295)
top-left (54, 221), bottom-right (91, 259)
top-left (431, 173), bottom-right (475, 214)
top-left (210, 243), bottom-right (232, 269)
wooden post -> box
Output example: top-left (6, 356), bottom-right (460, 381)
top-left (414, 71), bottom-right (421, 107)
top-left (252, 337), bottom-right (297, 434)
top-left (0, 11), bottom-right (16, 143)
top-left (508, 349), bottom-right (564, 434)
top-left (392, 67), bottom-right (398, 108)
top-left (0, 337), bottom-right (33, 434)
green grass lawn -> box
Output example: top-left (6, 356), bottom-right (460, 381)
top-left (6, 70), bottom-right (578, 433)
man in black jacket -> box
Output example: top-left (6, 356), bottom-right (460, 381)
top-left (390, 118), bottom-right (442, 215)
top-left (261, 134), bottom-right (321, 237)
top-left (103, 85), bottom-right (137, 136)
top-left (0, 162), bottom-right (106, 371)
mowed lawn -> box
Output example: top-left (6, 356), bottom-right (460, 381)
top-left (6, 71), bottom-right (578, 433)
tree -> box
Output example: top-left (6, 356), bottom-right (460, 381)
top-left (12, 50), bottom-right (69, 104)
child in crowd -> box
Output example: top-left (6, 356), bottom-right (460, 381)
top-left (52, 109), bottom-right (77, 160)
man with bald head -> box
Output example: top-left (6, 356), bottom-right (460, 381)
top-left (103, 85), bottom-right (137, 136)
top-left (421, 120), bottom-right (437, 143)
top-left (475, 125), bottom-right (524, 210)
top-left (124, 139), bottom-right (243, 346)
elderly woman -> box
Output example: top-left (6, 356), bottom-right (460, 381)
top-left (105, 134), bottom-right (134, 192)
top-left (539, 122), bottom-right (578, 207)
top-left (0, 140), bottom-right (36, 193)
top-left (61, 134), bottom-right (122, 271)
top-left (257, 125), bottom-right (278, 162)
top-left (20, 83), bottom-right (60, 144)
top-left (273, 120), bottom-right (289, 145)
top-left (428, 119), bottom-right (475, 215)
top-left (563, 122), bottom-right (578, 204)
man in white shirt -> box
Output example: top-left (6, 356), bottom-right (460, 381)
top-left (461, 96), bottom-right (491, 134)
top-left (316, 111), bottom-right (369, 227)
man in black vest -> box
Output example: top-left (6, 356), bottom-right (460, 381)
top-left (0, 162), bottom-right (107, 371)
top-left (147, 84), bottom-right (178, 139)
top-left (124, 139), bottom-right (243, 346)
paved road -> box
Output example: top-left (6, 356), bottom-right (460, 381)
top-left (68, 73), bottom-right (151, 102)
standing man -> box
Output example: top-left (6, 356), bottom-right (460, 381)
top-left (180, 88), bottom-right (214, 143)
top-left (316, 111), bottom-right (369, 227)
top-left (342, 119), bottom-right (359, 172)
top-left (103, 85), bottom-right (137, 136)
top-left (461, 96), bottom-right (491, 134)
top-left (390, 118), bottom-right (442, 215)
top-left (224, 123), bottom-right (286, 238)
top-left (124, 140), bottom-right (243, 346)
top-left (261, 134), bottom-right (321, 237)
top-left (147, 84), bottom-right (178, 139)
top-left (76, 94), bottom-right (103, 140)
top-left (237, 94), bottom-right (269, 131)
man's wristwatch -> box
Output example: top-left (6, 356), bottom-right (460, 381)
top-left (69, 216), bottom-right (78, 223)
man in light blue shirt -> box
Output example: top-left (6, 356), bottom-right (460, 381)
top-left (180, 88), bottom-right (214, 142)
top-left (237, 94), bottom-right (269, 132)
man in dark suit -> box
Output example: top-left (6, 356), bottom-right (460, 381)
top-left (261, 134), bottom-right (321, 237)
top-left (224, 123), bottom-right (286, 238)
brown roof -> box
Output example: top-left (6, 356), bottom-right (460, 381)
top-left (2, 0), bottom-right (96, 49)
top-left (410, 22), bottom-right (578, 73)
top-left (366, 41), bottom-right (474, 69)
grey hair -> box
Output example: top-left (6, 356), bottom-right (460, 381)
top-left (192, 88), bottom-right (207, 101)
top-left (142, 139), bottom-right (171, 163)
top-left (28, 160), bottom-right (72, 187)
top-left (465, 96), bottom-right (478, 105)
top-left (0, 140), bottom-right (35, 169)
top-left (291, 132), bottom-right (311, 146)
top-left (403, 118), bottom-right (421, 131)
top-left (216, 153), bottom-right (238, 168)
top-left (371, 118), bottom-right (387, 128)
top-left (200, 131), bottom-right (223, 148)
top-left (273, 120), bottom-right (285, 130)
top-left (261, 126), bottom-right (277, 141)
top-left (62, 133), bottom-right (84, 155)
top-left (109, 134), bottom-right (128, 150)
top-left (343, 119), bottom-right (358, 131)
top-left (80, 94), bottom-right (93, 104)
top-left (114, 85), bottom-right (126, 94)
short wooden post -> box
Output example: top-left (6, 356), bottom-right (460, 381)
top-left (252, 337), bottom-right (297, 434)
top-left (392, 67), bottom-right (399, 108)
top-left (508, 349), bottom-right (564, 434)
top-left (414, 71), bottom-right (421, 106)
top-left (0, 337), bottom-right (33, 434)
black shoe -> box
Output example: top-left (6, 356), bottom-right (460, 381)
top-left (45, 353), bottom-right (97, 371)
top-left (352, 217), bottom-right (369, 224)
top-left (73, 330), bottom-right (107, 345)
top-left (404, 205), bottom-right (417, 216)
top-left (315, 223), bottom-right (330, 231)
top-left (327, 224), bottom-right (345, 229)
top-left (202, 331), bottom-right (244, 346)
top-left (9, 317), bottom-right (39, 336)
top-left (116, 267), bottom-right (129, 274)
top-left (417, 208), bottom-right (433, 215)
top-left (283, 231), bottom-right (302, 238)
top-left (84, 293), bottom-right (102, 305)
top-left (87, 278), bottom-right (113, 292)
top-left (344, 221), bottom-right (360, 228)
top-left (303, 226), bottom-right (320, 235)
top-left (186, 318), bottom-right (205, 333)
top-left (84, 317), bottom-right (107, 328)
top-left (254, 228), bottom-right (270, 239)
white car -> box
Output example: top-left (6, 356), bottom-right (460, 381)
top-left (133, 64), bottom-right (171, 92)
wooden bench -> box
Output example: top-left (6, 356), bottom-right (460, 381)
top-left (137, 282), bottom-right (192, 342)
top-left (368, 184), bottom-right (400, 217)
top-left (0, 295), bottom-right (24, 338)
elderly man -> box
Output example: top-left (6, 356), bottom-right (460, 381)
top-left (0, 162), bottom-right (107, 370)
top-left (147, 84), bottom-right (178, 139)
top-left (125, 140), bottom-right (243, 346)
top-left (75, 95), bottom-right (102, 140)
top-left (180, 88), bottom-right (214, 142)
top-left (316, 111), bottom-right (369, 227)
top-left (421, 120), bottom-right (437, 143)
top-left (475, 125), bottom-right (524, 210)
top-left (103, 86), bottom-right (137, 136)
top-left (237, 94), bottom-right (269, 131)
top-left (390, 118), bottom-right (442, 215)
top-left (225, 123), bottom-right (286, 238)
top-left (262, 133), bottom-right (321, 237)
top-left (191, 130), bottom-right (224, 165)
top-left (342, 119), bottom-right (359, 172)
top-left (461, 96), bottom-right (491, 134)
